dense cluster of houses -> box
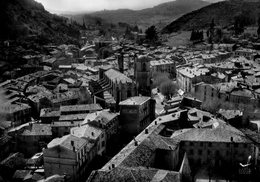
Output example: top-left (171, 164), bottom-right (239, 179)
top-left (1, 32), bottom-right (260, 182)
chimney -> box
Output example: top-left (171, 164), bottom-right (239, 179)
top-left (145, 129), bottom-right (148, 134)
top-left (71, 141), bottom-right (74, 146)
top-left (91, 132), bottom-right (94, 137)
top-left (231, 137), bottom-right (233, 142)
top-left (112, 164), bottom-right (115, 169)
top-left (155, 121), bottom-right (157, 125)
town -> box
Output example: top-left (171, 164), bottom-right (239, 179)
top-left (1, 0), bottom-right (260, 182)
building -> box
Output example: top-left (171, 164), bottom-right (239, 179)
top-left (134, 55), bottom-right (151, 96)
top-left (176, 65), bottom-right (210, 93)
top-left (19, 123), bottom-right (52, 157)
top-left (87, 109), bottom-right (257, 182)
top-left (60, 104), bottom-right (102, 115)
top-left (71, 125), bottom-right (106, 156)
top-left (119, 96), bottom-right (155, 136)
top-left (87, 112), bottom-right (191, 182)
top-left (43, 134), bottom-right (95, 182)
top-left (83, 110), bottom-right (119, 143)
top-left (150, 59), bottom-right (176, 78)
top-left (234, 48), bottom-right (256, 60)
top-left (0, 103), bottom-right (32, 126)
top-left (90, 69), bottom-right (136, 106)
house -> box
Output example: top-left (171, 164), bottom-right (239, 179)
top-left (0, 103), bottom-right (32, 126)
top-left (84, 110), bottom-right (119, 142)
top-left (71, 125), bottom-right (106, 156)
top-left (176, 66), bottom-right (210, 93)
top-left (18, 123), bottom-right (52, 157)
top-left (43, 134), bottom-right (95, 182)
top-left (119, 96), bottom-right (155, 136)
top-left (60, 104), bottom-right (102, 115)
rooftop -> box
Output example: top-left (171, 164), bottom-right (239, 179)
top-left (105, 69), bottom-right (133, 84)
top-left (71, 125), bottom-right (102, 141)
top-left (88, 167), bottom-right (180, 182)
top-left (177, 66), bottom-right (209, 79)
top-left (119, 96), bottom-right (150, 106)
top-left (60, 104), bottom-right (102, 113)
top-left (171, 124), bottom-right (251, 143)
top-left (47, 134), bottom-right (87, 151)
top-left (218, 109), bottom-right (243, 120)
top-left (21, 124), bottom-right (52, 136)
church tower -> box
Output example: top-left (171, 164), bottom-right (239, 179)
top-left (134, 55), bottom-right (151, 96)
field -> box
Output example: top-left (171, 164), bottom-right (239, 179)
top-left (163, 31), bottom-right (192, 47)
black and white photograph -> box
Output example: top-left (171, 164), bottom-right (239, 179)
top-left (0, 0), bottom-right (260, 181)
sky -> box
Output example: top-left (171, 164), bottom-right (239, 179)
top-left (36, 0), bottom-right (213, 13)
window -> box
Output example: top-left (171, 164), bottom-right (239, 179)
top-left (189, 149), bottom-right (194, 155)
top-left (215, 150), bottom-right (220, 156)
top-left (142, 63), bottom-right (146, 72)
top-left (198, 150), bottom-right (202, 155)
top-left (127, 90), bottom-right (132, 97)
top-left (197, 159), bottom-right (201, 165)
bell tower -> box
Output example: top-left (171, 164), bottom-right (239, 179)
top-left (134, 55), bottom-right (151, 96)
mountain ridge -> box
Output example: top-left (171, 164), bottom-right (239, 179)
top-left (0, 0), bottom-right (81, 44)
top-left (162, 0), bottom-right (260, 33)
top-left (69, 0), bottom-right (210, 29)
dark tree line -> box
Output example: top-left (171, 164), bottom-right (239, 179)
top-left (258, 16), bottom-right (260, 38)
top-left (145, 25), bottom-right (159, 44)
top-left (190, 30), bottom-right (204, 41)
top-left (233, 10), bottom-right (255, 35)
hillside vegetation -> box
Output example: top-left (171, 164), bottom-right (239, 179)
top-left (162, 0), bottom-right (260, 33)
top-left (0, 0), bottom-right (81, 44)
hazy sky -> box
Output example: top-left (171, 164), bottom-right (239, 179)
top-left (35, 0), bottom-right (191, 13)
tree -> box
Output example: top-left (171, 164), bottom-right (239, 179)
top-left (82, 19), bottom-right (86, 30)
top-left (210, 18), bottom-right (215, 30)
top-left (145, 25), bottom-right (158, 43)
top-left (257, 15), bottom-right (260, 38)
top-left (190, 30), bottom-right (203, 42)
top-left (125, 26), bottom-right (131, 36)
top-left (160, 81), bottom-right (177, 100)
top-left (216, 28), bottom-right (222, 42)
top-left (201, 98), bottom-right (222, 114)
top-left (152, 72), bottom-right (170, 88)
top-left (190, 30), bottom-right (195, 41)
top-left (258, 27), bottom-right (260, 38)
top-left (133, 25), bottom-right (139, 32)
top-left (208, 19), bottom-right (215, 44)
